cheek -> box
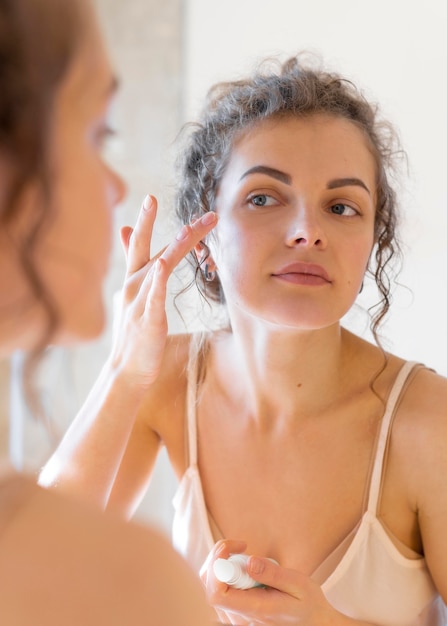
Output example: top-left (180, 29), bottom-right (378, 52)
top-left (58, 161), bottom-right (113, 250)
top-left (56, 208), bottom-right (109, 271)
top-left (38, 166), bottom-right (113, 334)
top-left (211, 220), bottom-right (250, 275)
top-left (35, 239), bottom-right (107, 343)
top-left (211, 223), bottom-right (268, 306)
top-left (357, 233), bottom-right (375, 267)
top-left (341, 235), bottom-right (374, 288)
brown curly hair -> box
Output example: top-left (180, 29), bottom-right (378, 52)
top-left (175, 54), bottom-right (404, 341)
top-left (0, 0), bottom-right (82, 412)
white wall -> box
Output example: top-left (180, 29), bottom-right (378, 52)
top-left (184, 0), bottom-right (447, 376)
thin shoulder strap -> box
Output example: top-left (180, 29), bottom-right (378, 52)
top-left (185, 333), bottom-right (204, 468)
top-left (366, 361), bottom-right (420, 514)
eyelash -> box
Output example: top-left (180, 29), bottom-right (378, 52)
top-left (247, 193), bottom-right (279, 208)
top-left (97, 125), bottom-right (116, 147)
top-left (329, 202), bottom-right (359, 217)
top-left (247, 194), bottom-right (359, 214)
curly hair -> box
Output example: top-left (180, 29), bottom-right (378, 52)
top-left (175, 54), bottom-right (404, 342)
top-left (0, 0), bottom-right (82, 413)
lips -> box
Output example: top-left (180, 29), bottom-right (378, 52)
top-left (272, 262), bottom-right (331, 284)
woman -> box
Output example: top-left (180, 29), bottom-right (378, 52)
top-left (40, 55), bottom-right (447, 624)
top-left (0, 1), bottom-right (215, 624)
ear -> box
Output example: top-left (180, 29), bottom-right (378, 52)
top-left (194, 241), bottom-right (217, 271)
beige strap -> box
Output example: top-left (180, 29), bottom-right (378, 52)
top-left (366, 361), bottom-right (420, 513)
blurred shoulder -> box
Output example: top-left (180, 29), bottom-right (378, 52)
top-left (0, 476), bottom-right (211, 626)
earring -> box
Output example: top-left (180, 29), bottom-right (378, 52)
top-left (204, 264), bottom-right (216, 282)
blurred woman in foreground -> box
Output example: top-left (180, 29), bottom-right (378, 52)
top-left (0, 1), bottom-right (214, 624)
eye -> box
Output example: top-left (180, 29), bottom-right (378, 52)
top-left (88, 117), bottom-right (117, 152)
top-left (96, 124), bottom-right (116, 149)
top-left (248, 193), bottom-right (277, 207)
top-left (330, 203), bottom-right (358, 217)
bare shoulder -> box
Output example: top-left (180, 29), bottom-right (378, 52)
top-left (134, 332), bottom-right (205, 466)
top-left (137, 333), bottom-right (192, 424)
top-left (391, 365), bottom-right (447, 597)
top-left (0, 478), bottom-right (211, 626)
top-left (398, 365), bottom-right (447, 431)
top-left (390, 365), bottom-right (447, 505)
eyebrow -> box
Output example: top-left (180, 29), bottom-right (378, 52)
top-left (326, 177), bottom-right (371, 195)
top-left (239, 165), bottom-right (292, 185)
top-left (240, 167), bottom-right (371, 196)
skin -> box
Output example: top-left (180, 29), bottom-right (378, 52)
top-left (0, 1), bottom-right (216, 624)
top-left (207, 116), bottom-right (376, 331)
top-left (40, 113), bottom-right (447, 624)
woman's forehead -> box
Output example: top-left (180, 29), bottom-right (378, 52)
top-left (56, 18), bottom-right (117, 113)
top-left (227, 114), bottom-right (376, 171)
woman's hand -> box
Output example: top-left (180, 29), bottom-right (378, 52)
top-left (110, 194), bottom-right (217, 388)
top-left (39, 194), bottom-right (215, 507)
top-left (201, 540), bottom-right (346, 626)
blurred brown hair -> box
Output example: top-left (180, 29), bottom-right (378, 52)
top-left (0, 0), bottom-right (82, 415)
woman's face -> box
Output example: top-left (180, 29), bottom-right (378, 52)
top-left (0, 2), bottom-right (125, 351)
top-left (210, 114), bottom-right (377, 331)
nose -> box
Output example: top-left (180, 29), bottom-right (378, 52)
top-left (108, 165), bottom-right (127, 208)
top-left (285, 206), bottom-right (326, 248)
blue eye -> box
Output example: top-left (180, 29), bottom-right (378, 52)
top-left (331, 203), bottom-right (357, 216)
top-left (248, 194), bottom-right (276, 207)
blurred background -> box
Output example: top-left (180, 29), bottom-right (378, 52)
top-left (1, 0), bottom-right (446, 535)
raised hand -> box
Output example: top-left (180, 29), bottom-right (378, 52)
top-left (38, 195), bottom-right (217, 508)
top-left (110, 194), bottom-right (217, 388)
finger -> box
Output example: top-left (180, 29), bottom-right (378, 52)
top-left (126, 194), bottom-right (157, 274)
top-left (213, 539), bottom-right (248, 563)
top-left (200, 539), bottom-right (247, 585)
top-left (160, 212), bottom-right (218, 276)
top-left (120, 226), bottom-right (133, 257)
top-left (143, 258), bottom-right (168, 323)
top-left (246, 557), bottom-right (305, 598)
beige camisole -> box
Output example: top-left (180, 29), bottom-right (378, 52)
top-left (172, 343), bottom-right (446, 625)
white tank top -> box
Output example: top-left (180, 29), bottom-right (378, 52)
top-left (172, 341), bottom-right (446, 625)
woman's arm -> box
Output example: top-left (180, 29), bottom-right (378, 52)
top-left (39, 195), bottom-right (217, 514)
top-left (38, 354), bottom-right (162, 513)
top-left (403, 370), bottom-right (447, 606)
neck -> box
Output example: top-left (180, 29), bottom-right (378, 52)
top-left (212, 320), bottom-right (358, 425)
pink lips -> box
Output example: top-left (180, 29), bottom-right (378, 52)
top-left (272, 262), bottom-right (331, 286)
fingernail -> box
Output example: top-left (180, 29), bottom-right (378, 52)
top-left (143, 195), bottom-right (151, 211)
top-left (201, 212), bottom-right (217, 225)
top-left (176, 224), bottom-right (189, 241)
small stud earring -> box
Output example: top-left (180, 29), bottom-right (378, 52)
top-left (204, 264), bottom-right (216, 282)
